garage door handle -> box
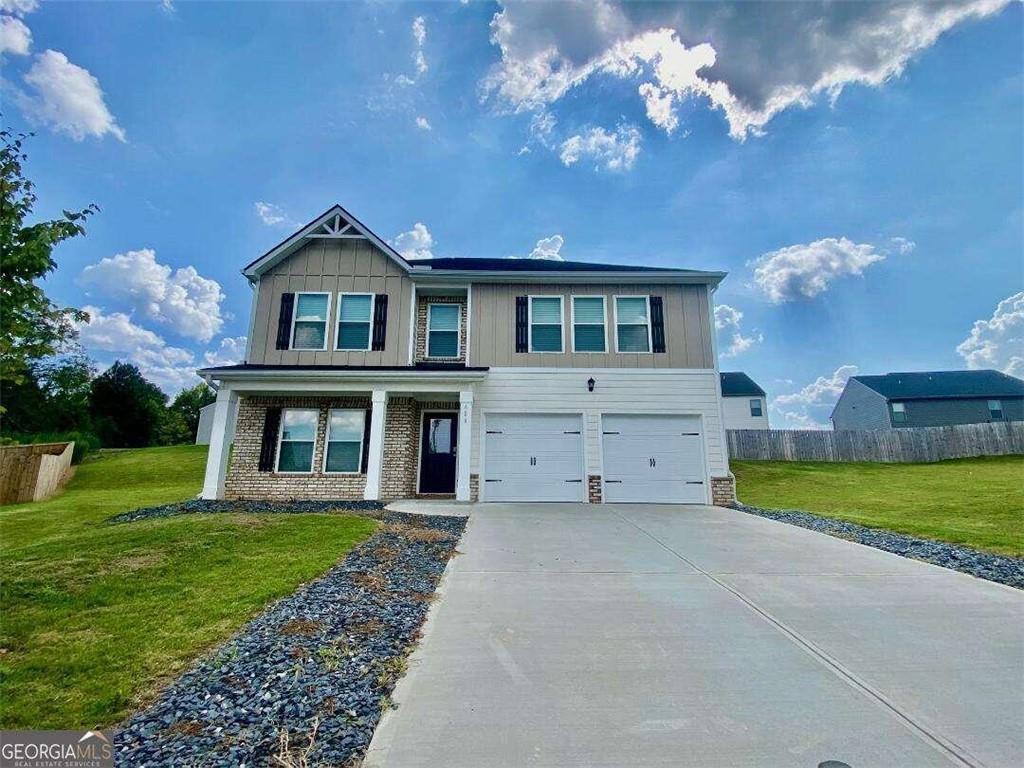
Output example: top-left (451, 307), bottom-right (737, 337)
top-left (602, 431), bottom-right (620, 435)
top-left (685, 481), bottom-right (704, 485)
top-left (486, 430), bottom-right (503, 434)
top-left (681, 432), bottom-right (700, 436)
top-left (564, 430), bottom-right (581, 434)
top-left (605, 480), bottom-right (622, 484)
top-left (485, 479), bottom-right (502, 483)
top-left (564, 479), bottom-right (582, 483)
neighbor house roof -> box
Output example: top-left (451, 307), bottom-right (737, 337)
top-left (851, 370), bottom-right (1024, 400)
top-left (719, 371), bottom-right (766, 397)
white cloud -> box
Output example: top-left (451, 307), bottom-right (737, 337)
top-left (956, 292), bottom-right (1024, 378)
top-left (79, 248), bottom-right (225, 343)
top-left (160, 0), bottom-right (176, 15)
top-left (714, 303), bottom-right (761, 358)
top-left (253, 201), bottom-right (293, 227)
top-left (771, 364), bottom-right (858, 429)
top-left (559, 124), bottom-right (641, 171)
top-left (13, 49), bottom-right (125, 141)
top-left (528, 234), bottom-right (564, 261)
top-left (203, 336), bottom-right (247, 367)
top-left (751, 237), bottom-right (886, 303)
top-left (76, 306), bottom-right (200, 393)
top-left (891, 237), bottom-right (917, 255)
top-left (415, 116), bottom-right (432, 131)
top-left (412, 16), bottom-right (427, 75)
top-left (391, 222), bottom-right (434, 260)
top-left (0, 15), bottom-right (31, 56)
top-left (0, 0), bottom-right (37, 15)
top-left (482, 1), bottom-right (1009, 141)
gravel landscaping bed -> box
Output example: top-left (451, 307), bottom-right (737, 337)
top-left (733, 502), bottom-right (1024, 589)
top-left (108, 498), bottom-right (384, 523)
top-left (114, 508), bottom-right (466, 767)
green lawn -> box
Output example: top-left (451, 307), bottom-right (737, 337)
top-left (0, 445), bottom-right (377, 729)
top-left (732, 456), bottom-right (1024, 557)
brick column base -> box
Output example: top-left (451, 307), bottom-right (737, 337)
top-left (588, 475), bottom-right (602, 503)
top-left (710, 475), bottom-right (737, 506)
top-left (469, 474), bottom-right (479, 503)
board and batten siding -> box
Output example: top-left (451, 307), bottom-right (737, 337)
top-left (248, 240), bottom-right (414, 366)
top-left (470, 369), bottom-right (728, 479)
top-left (469, 283), bottom-right (714, 369)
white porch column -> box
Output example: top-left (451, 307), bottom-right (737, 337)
top-left (455, 388), bottom-right (474, 501)
top-left (363, 389), bottom-right (388, 500)
top-left (201, 386), bottom-right (238, 500)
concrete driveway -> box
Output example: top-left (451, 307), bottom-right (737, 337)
top-left (365, 504), bottom-right (1024, 768)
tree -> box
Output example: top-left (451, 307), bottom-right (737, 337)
top-left (169, 382), bottom-right (216, 441)
top-left (89, 362), bottom-right (167, 448)
top-left (36, 353), bottom-right (95, 432)
top-left (0, 128), bottom-right (96, 391)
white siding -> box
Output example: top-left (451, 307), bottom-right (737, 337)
top-left (721, 396), bottom-right (769, 430)
top-left (471, 368), bottom-right (728, 479)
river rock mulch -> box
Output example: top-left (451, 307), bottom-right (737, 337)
top-left (733, 502), bottom-right (1024, 590)
top-left (108, 498), bottom-right (384, 524)
top-left (114, 508), bottom-right (466, 767)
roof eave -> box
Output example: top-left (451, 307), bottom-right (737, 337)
top-left (411, 269), bottom-right (727, 285)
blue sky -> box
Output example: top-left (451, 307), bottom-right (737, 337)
top-left (3, 0), bottom-right (1022, 427)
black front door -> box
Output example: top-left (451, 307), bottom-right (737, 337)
top-left (419, 412), bottom-right (458, 493)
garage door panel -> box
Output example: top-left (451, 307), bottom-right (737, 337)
top-left (484, 413), bottom-right (584, 502)
top-left (601, 414), bottom-right (707, 504)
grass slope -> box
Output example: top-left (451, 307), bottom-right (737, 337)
top-left (0, 446), bottom-right (376, 729)
top-left (732, 455), bottom-right (1024, 557)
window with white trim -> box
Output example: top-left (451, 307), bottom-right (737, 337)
top-left (529, 296), bottom-right (563, 353)
top-left (427, 304), bottom-right (460, 358)
top-left (324, 409), bottom-right (365, 473)
top-left (615, 296), bottom-right (651, 352)
top-left (749, 398), bottom-right (763, 418)
top-left (988, 400), bottom-right (1003, 420)
top-left (291, 293), bottom-right (330, 350)
top-left (336, 293), bottom-right (374, 351)
top-left (276, 409), bottom-right (318, 473)
top-left (572, 296), bottom-right (606, 352)
top-left (891, 402), bottom-right (907, 423)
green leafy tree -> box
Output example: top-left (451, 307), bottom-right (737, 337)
top-left (36, 353), bottom-right (96, 432)
top-left (89, 362), bottom-right (167, 448)
top-left (169, 382), bottom-right (216, 441)
top-left (0, 128), bottom-right (96, 392)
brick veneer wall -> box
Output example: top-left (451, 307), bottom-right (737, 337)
top-left (588, 475), bottom-right (602, 503)
top-left (415, 295), bottom-right (467, 363)
top-left (711, 474), bottom-right (737, 506)
top-left (225, 395), bottom-right (460, 501)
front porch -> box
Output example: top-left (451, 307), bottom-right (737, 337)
top-left (200, 370), bottom-right (483, 502)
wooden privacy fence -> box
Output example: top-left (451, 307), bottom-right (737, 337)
top-left (0, 442), bottom-right (74, 505)
top-left (727, 422), bottom-right (1024, 463)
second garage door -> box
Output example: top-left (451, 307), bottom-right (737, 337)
top-left (601, 414), bottom-right (707, 504)
top-left (483, 413), bottom-right (585, 502)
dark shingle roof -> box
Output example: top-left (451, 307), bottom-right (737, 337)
top-left (720, 371), bottom-right (766, 397)
top-left (413, 257), bottom-right (690, 273)
top-left (852, 370), bottom-right (1024, 400)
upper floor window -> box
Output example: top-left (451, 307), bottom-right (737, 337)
top-left (750, 399), bottom-right (763, 418)
top-left (615, 296), bottom-right (651, 353)
top-left (337, 293), bottom-right (374, 351)
top-left (291, 293), bottom-right (330, 350)
top-left (427, 304), bottom-right (460, 358)
top-left (529, 296), bottom-right (563, 353)
top-left (988, 399), bottom-right (1003, 420)
top-left (277, 409), bottom-right (318, 473)
top-left (891, 402), bottom-right (907, 423)
top-left (572, 296), bottom-right (606, 353)
top-left (324, 409), bottom-right (365, 473)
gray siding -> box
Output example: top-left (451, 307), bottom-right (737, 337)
top-left (831, 378), bottom-right (891, 430)
top-left (249, 240), bottom-right (414, 366)
top-left (895, 397), bottom-right (1024, 428)
top-left (469, 283), bottom-right (713, 369)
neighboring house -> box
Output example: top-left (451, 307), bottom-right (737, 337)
top-left (197, 204), bottom-right (735, 505)
top-left (831, 369), bottom-right (1024, 430)
top-left (195, 402), bottom-right (216, 445)
top-left (719, 372), bottom-right (769, 430)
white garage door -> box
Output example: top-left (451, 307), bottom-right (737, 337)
top-left (601, 414), bottom-right (707, 504)
top-left (483, 413), bottom-right (585, 502)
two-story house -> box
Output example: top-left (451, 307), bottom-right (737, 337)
top-left (198, 205), bottom-right (735, 506)
top-left (719, 371), bottom-right (769, 430)
top-left (831, 369), bottom-right (1024, 430)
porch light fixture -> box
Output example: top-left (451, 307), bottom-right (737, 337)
top-left (587, 377), bottom-right (596, 392)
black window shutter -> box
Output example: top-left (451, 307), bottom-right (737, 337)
top-left (258, 407), bottom-right (282, 471)
top-left (515, 296), bottom-right (528, 353)
top-left (275, 293), bottom-right (295, 350)
top-left (360, 408), bottom-right (372, 473)
top-left (371, 294), bottom-right (388, 351)
top-left (650, 296), bottom-right (666, 353)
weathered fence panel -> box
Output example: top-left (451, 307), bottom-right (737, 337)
top-left (727, 422), bottom-right (1024, 463)
top-left (0, 442), bottom-right (74, 504)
